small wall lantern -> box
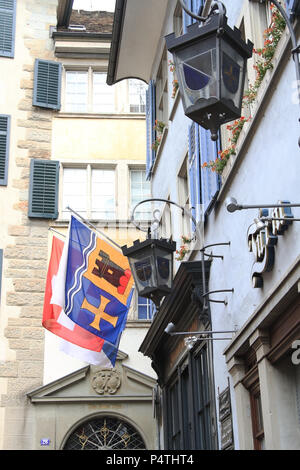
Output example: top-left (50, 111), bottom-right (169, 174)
top-left (165, 3), bottom-right (253, 141)
top-left (121, 238), bottom-right (176, 309)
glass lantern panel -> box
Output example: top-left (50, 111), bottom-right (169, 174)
top-left (175, 47), bottom-right (217, 109)
top-left (221, 41), bottom-right (245, 110)
top-left (129, 253), bottom-right (157, 294)
top-left (155, 249), bottom-right (173, 290)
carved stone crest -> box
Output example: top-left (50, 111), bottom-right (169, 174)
top-left (92, 368), bottom-right (121, 395)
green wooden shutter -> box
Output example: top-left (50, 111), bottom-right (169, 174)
top-left (0, 0), bottom-right (16, 58)
top-left (33, 59), bottom-right (62, 110)
top-left (28, 159), bottom-right (59, 219)
top-left (0, 114), bottom-right (10, 185)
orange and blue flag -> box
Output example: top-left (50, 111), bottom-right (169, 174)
top-left (64, 216), bottom-right (133, 353)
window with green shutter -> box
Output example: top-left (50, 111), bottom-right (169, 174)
top-left (0, 114), bottom-right (10, 186)
top-left (0, 0), bottom-right (16, 58)
top-left (33, 59), bottom-right (62, 110)
top-left (28, 159), bottom-right (59, 219)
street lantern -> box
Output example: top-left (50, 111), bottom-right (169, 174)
top-left (165, 5), bottom-right (253, 141)
top-left (121, 238), bottom-right (176, 309)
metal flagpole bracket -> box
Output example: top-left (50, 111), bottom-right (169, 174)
top-left (66, 206), bottom-right (122, 251)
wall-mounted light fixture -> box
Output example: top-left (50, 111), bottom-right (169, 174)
top-left (122, 198), bottom-right (206, 310)
top-left (166, 0), bottom-right (300, 144)
top-left (225, 197), bottom-right (300, 213)
top-left (165, 1), bottom-right (253, 141)
top-left (228, 199), bottom-right (299, 287)
top-left (164, 322), bottom-right (236, 348)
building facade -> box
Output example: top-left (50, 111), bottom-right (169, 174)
top-left (108, 0), bottom-right (300, 450)
top-left (0, 0), bottom-right (157, 450)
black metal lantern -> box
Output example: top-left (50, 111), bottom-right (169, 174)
top-left (121, 238), bottom-right (176, 309)
top-left (165, 5), bottom-right (253, 141)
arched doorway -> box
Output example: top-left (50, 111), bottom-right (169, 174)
top-left (63, 415), bottom-right (147, 450)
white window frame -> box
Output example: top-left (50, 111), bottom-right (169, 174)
top-left (61, 66), bottom-right (116, 114)
top-left (129, 168), bottom-right (152, 221)
top-left (59, 163), bottom-right (117, 220)
top-left (137, 295), bottom-right (153, 321)
top-left (128, 79), bottom-right (147, 114)
top-left (156, 47), bottom-right (169, 125)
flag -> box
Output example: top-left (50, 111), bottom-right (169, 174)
top-left (64, 216), bottom-right (134, 350)
top-left (42, 235), bottom-right (113, 366)
top-left (58, 337), bottom-right (119, 368)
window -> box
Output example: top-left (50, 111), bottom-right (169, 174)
top-left (145, 80), bottom-right (156, 180)
top-left (250, 387), bottom-right (265, 450)
top-left (128, 79), bottom-right (146, 113)
top-left (0, 114), bottom-right (10, 185)
top-left (242, 348), bottom-right (265, 450)
top-left (156, 47), bottom-right (168, 125)
top-left (93, 72), bottom-right (115, 113)
top-left (165, 345), bottom-right (216, 450)
top-left (249, 0), bottom-right (272, 52)
top-left (61, 165), bottom-right (115, 220)
top-left (173, 1), bottom-right (183, 37)
top-left (130, 169), bottom-right (151, 220)
top-left (178, 156), bottom-right (191, 238)
top-left (65, 71), bottom-right (88, 113)
top-left (63, 68), bottom-right (116, 113)
top-left (91, 168), bottom-right (115, 219)
top-left (0, 0), bottom-right (16, 58)
top-left (160, 199), bottom-right (172, 239)
top-left (137, 296), bottom-right (153, 320)
top-left (33, 59), bottom-right (62, 110)
top-left (63, 416), bottom-right (146, 450)
top-left (28, 159), bottom-right (59, 219)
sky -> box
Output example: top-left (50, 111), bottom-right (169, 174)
top-left (72, 0), bottom-right (116, 11)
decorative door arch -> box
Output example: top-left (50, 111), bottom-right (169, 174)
top-left (63, 415), bottom-right (146, 450)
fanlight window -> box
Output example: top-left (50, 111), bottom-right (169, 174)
top-left (63, 416), bottom-right (146, 450)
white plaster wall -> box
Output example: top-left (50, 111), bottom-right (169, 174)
top-left (150, 0), bottom-right (300, 449)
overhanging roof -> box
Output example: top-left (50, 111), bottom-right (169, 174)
top-left (107, 0), bottom-right (169, 85)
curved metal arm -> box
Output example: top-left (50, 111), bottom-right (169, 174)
top-left (178, 0), bottom-right (209, 22)
top-left (178, 0), bottom-right (226, 23)
top-left (131, 198), bottom-right (198, 234)
top-left (131, 198), bottom-right (208, 312)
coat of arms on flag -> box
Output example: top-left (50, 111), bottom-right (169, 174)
top-left (43, 215), bottom-right (134, 368)
top-left (64, 216), bottom-right (134, 345)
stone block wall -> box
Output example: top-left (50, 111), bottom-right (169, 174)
top-left (0, 0), bottom-right (59, 450)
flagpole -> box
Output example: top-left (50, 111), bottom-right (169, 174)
top-left (66, 206), bottom-right (122, 251)
top-left (48, 227), bottom-right (66, 238)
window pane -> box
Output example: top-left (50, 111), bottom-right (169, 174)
top-left (137, 296), bottom-right (153, 320)
top-left (129, 79), bottom-right (147, 113)
top-left (130, 170), bottom-right (151, 220)
top-left (93, 72), bottom-right (115, 113)
top-left (91, 169), bottom-right (115, 219)
top-left (62, 168), bottom-right (87, 218)
top-left (65, 71), bottom-right (88, 113)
